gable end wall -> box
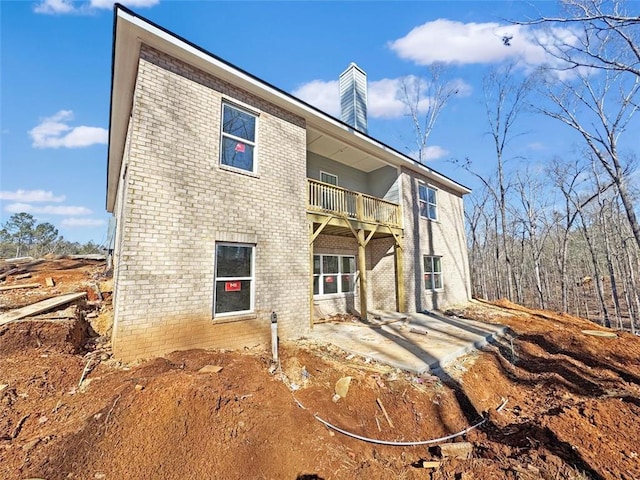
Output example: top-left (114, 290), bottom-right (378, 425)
top-left (112, 45), bottom-right (309, 361)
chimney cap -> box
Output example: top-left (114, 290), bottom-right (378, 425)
top-left (340, 62), bottom-right (366, 77)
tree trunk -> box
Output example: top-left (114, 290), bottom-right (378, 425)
top-left (580, 212), bottom-right (611, 328)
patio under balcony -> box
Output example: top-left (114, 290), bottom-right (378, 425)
top-left (307, 178), bottom-right (405, 325)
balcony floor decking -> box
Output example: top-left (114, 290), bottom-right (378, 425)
top-left (307, 213), bottom-right (402, 240)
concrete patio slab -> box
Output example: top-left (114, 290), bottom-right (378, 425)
top-left (309, 311), bottom-right (506, 373)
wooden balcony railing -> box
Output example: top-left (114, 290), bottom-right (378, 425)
top-left (307, 178), bottom-right (402, 229)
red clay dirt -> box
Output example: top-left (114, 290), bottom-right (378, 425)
top-left (1, 260), bottom-right (639, 480)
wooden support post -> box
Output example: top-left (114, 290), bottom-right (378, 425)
top-left (395, 242), bottom-right (405, 312)
top-left (356, 193), bottom-right (364, 222)
top-left (358, 229), bottom-right (368, 321)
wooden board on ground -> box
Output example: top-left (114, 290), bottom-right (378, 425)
top-left (581, 330), bottom-right (618, 338)
top-left (0, 292), bottom-right (87, 326)
top-left (0, 283), bottom-right (40, 292)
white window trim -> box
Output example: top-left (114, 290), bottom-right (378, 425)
top-left (220, 102), bottom-right (258, 174)
top-left (418, 182), bottom-right (438, 221)
top-left (214, 242), bottom-right (256, 318)
top-left (423, 255), bottom-right (444, 291)
top-left (313, 254), bottom-right (356, 297)
top-left (320, 171), bottom-right (338, 186)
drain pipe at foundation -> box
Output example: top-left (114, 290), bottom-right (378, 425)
top-left (271, 312), bottom-right (278, 362)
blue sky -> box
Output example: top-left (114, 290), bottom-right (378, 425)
top-left (1, 0), bottom-right (638, 244)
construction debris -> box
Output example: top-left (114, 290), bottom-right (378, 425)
top-left (581, 329), bottom-right (617, 338)
top-left (376, 397), bottom-right (394, 428)
top-left (45, 277), bottom-right (55, 287)
top-left (199, 365), bottom-right (224, 374)
top-left (0, 268), bottom-right (23, 281)
top-left (407, 326), bottom-right (428, 335)
top-left (438, 442), bottom-right (473, 460)
top-left (333, 376), bottom-right (352, 402)
top-left (68, 254), bottom-right (106, 261)
top-left (0, 292), bottom-right (87, 326)
top-left (0, 283), bottom-right (40, 292)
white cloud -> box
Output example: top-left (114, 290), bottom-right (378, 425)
top-left (368, 78), bottom-right (415, 119)
top-left (408, 146), bottom-right (449, 162)
top-left (293, 80), bottom-right (341, 117)
top-left (34, 0), bottom-right (158, 15)
top-left (389, 19), bottom-right (578, 69)
top-left (293, 76), bottom-right (471, 120)
top-left (4, 203), bottom-right (92, 216)
top-left (61, 218), bottom-right (107, 227)
top-left (422, 145), bottom-right (449, 161)
top-left (0, 190), bottom-right (66, 203)
top-left (34, 0), bottom-right (75, 14)
top-left (29, 110), bottom-right (108, 148)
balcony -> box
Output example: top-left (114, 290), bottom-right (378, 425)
top-left (307, 178), bottom-right (402, 229)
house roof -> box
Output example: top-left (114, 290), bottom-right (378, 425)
top-left (107, 4), bottom-right (471, 212)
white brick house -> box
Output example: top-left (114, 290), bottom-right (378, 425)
top-left (107, 6), bottom-right (472, 361)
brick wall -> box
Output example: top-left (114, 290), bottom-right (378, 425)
top-left (312, 233), bottom-right (397, 316)
top-left (369, 237), bottom-right (397, 311)
top-left (400, 167), bottom-right (471, 312)
top-left (112, 45), bottom-right (309, 361)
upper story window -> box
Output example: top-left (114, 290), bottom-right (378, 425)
top-left (220, 103), bottom-right (257, 172)
top-left (418, 184), bottom-right (438, 221)
top-left (320, 171), bottom-right (338, 186)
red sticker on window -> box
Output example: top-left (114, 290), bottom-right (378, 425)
top-left (235, 142), bottom-right (246, 153)
top-left (225, 281), bottom-right (241, 291)
top-left (326, 276), bottom-right (334, 283)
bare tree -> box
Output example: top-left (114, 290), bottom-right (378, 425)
top-left (548, 158), bottom-right (585, 312)
top-left (483, 62), bottom-right (533, 301)
top-left (518, 0), bottom-right (640, 77)
top-left (465, 185), bottom-right (492, 299)
top-left (400, 63), bottom-right (461, 164)
top-left (519, 0), bottom-right (640, 250)
top-left (537, 67), bottom-right (640, 251)
top-left (513, 168), bottom-right (553, 308)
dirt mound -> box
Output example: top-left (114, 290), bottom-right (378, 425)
top-left (454, 299), bottom-right (640, 479)
top-left (0, 317), bottom-right (88, 356)
top-left (1, 284), bottom-right (639, 479)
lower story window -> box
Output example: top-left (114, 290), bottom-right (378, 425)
top-left (313, 254), bottom-right (356, 296)
top-left (424, 255), bottom-right (443, 290)
top-left (214, 243), bottom-right (254, 315)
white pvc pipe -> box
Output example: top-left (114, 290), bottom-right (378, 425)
top-left (296, 395), bottom-right (508, 447)
top-left (271, 314), bottom-right (278, 362)
top-left (313, 414), bottom-right (487, 447)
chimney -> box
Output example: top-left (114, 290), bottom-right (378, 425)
top-left (339, 63), bottom-right (368, 134)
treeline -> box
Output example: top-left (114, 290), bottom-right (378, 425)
top-left (0, 212), bottom-right (104, 259)
top-left (467, 165), bottom-right (640, 333)
top-left (464, 1), bottom-right (640, 332)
